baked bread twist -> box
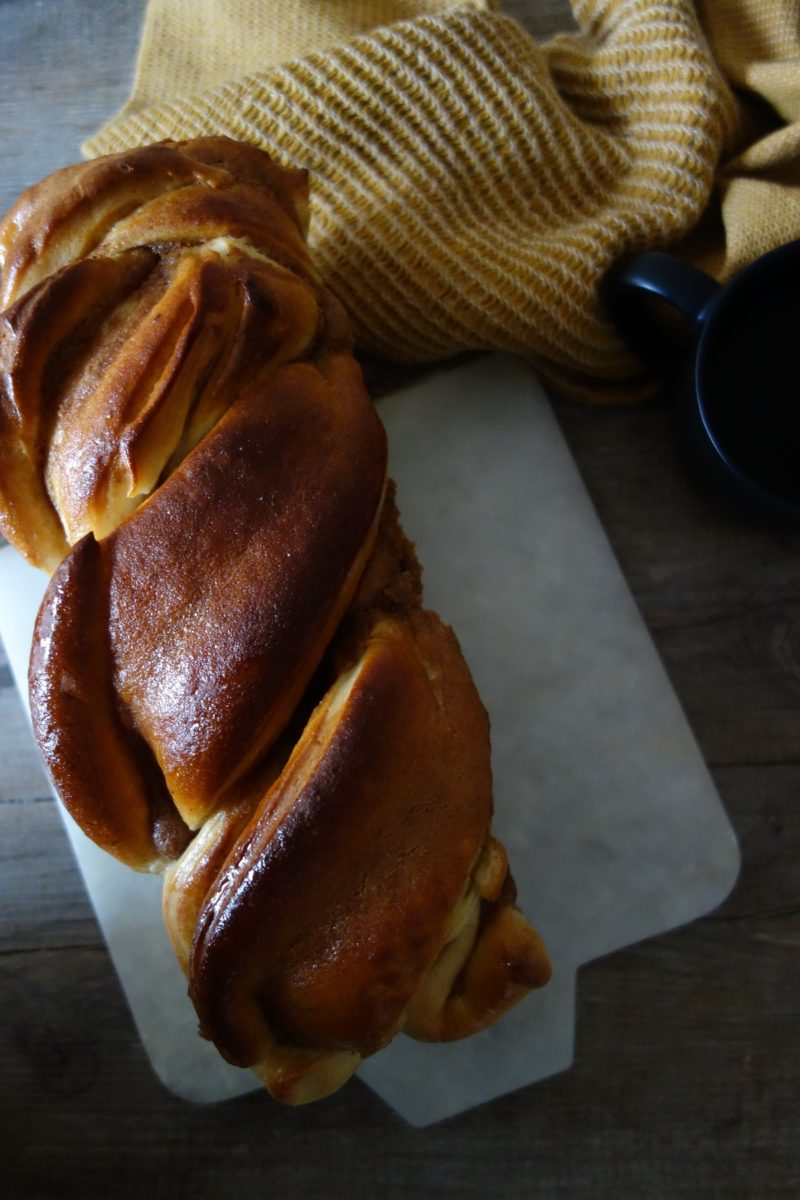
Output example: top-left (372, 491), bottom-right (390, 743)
top-left (0, 137), bottom-right (550, 1103)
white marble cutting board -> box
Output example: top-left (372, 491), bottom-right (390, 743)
top-left (0, 353), bottom-right (739, 1125)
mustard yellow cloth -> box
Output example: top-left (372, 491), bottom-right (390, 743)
top-left (84, 0), bottom-right (800, 401)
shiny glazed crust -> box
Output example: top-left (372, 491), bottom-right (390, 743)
top-left (1, 137), bottom-right (550, 1103)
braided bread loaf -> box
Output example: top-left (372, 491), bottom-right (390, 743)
top-left (0, 137), bottom-right (550, 1104)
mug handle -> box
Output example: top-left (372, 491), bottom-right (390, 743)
top-left (601, 251), bottom-right (721, 371)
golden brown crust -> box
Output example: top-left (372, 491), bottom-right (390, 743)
top-left (29, 532), bottom-right (190, 868)
top-left (0, 138), bottom-right (312, 309)
top-left (0, 250), bottom-right (155, 568)
top-left (402, 847), bottom-right (552, 1042)
top-left (0, 138), bottom-right (321, 570)
top-left (173, 498), bottom-right (549, 1098)
top-left (109, 353), bottom-right (386, 826)
top-left (189, 607), bottom-right (494, 1064)
top-left (31, 350), bottom-right (387, 859)
top-left (2, 137), bottom-right (550, 1104)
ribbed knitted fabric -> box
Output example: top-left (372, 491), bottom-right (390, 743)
top-left (84, 1), bottom-right (799, 401)
top-left (112, 0), bottom-right (477, 107)
top-left (695, 1), bottom-right (800, 280)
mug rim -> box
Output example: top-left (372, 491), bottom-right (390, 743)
top-left (691, 238), bottom-right (800, 521)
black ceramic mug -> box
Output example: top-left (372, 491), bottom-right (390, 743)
top-left (601, 239), bottom-right (800, 528)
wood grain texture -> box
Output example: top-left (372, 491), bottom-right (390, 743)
top-left (1, 2), bottom-right (799, 1197)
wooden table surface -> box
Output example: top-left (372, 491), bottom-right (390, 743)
top-left (1, 3), bottom-right (798, 1197)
